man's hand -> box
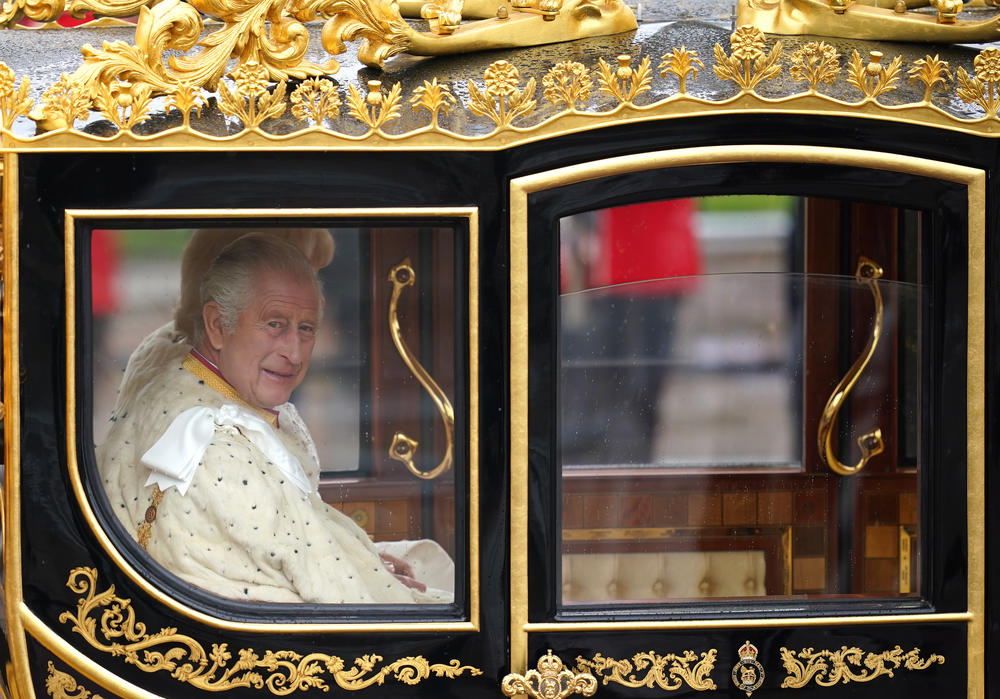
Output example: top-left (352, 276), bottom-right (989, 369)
top-left (379, 553), bottom-right (427, 592)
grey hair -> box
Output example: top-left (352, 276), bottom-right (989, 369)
top-left (175, 227), bottom-right (334, 342)
top-left (195, 234), bottom-right (323, 347)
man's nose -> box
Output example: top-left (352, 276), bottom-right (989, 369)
top-left (278, 330), bottom-right (308, 364)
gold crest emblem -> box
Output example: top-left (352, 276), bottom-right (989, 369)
top-left (731, 640), bottom-right (765, 697)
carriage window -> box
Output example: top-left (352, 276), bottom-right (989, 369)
top-left (560, 196), bottom-right (923, 604)
top-left (90, 224), bottom-right (460, 606)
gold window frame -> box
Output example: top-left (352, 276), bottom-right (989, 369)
top-left (507, 145), bottom-right (985, 699)
top-left (2, 201), bottom-right (481, 692)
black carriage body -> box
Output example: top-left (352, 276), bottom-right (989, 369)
top-left (1, 16), bottom-right (999, 699)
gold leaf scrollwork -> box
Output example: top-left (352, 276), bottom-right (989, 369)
top-left (410, 78), bottom-right (456, 129)
top-left (779, 645), bottom-right (944, 688)
top-left (542, 61), bottom-right (593, 111)
top-left (596, 54), bottom-right (653, 104)
top-left (909, 55), bottom-right (952, 104)
top-left (713, 25), bottom-right (782, 93)
top-left (315, 0), bottom-right (412, 69)
top-left (0, 0), bottom-right (66, 27)
top-left (346, 79), bottom-right (402, 131)
top-left (502, 650), bottom-right (597, 699)
top-left (659, 46), bottom-right (704, 95)
top-left (45, 661), bottom-right (105, 699)
top-left (0, 63), bottom-right (34, 132)
top-left (59, 567), bottom-right (483, 694)
top-left (957, 46), bottom-right (1000, 119)
top-left (847, 50), bottom-right (903, 101)
top-left (575, 650), bottom-right (718, 691)
top-left (789, 41), bottom-right (840, 93)
top-left (468, 60), bottom-right (537, 128)
top-left (290, 77), bottom-right (342, 126)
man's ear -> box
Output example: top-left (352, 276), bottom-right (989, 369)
top-left (203, 302), bottom-right (226, 351)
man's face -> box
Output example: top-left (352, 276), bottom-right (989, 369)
top-left (212, 270), bottom-right (320, 410)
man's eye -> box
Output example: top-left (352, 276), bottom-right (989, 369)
top-left (267, 320), bottom-right (284, 330)
top-left (299, 325), bottom-right (316, 335)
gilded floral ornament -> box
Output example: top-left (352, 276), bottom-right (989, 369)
top-left (217, 62), bottom-right (288, 129)
top-left (468, 60), bottom-right (537, 128)
top-left (94, 80), bottom-right (154, 130)
top-left (780, 645), bottom-right (944, 688)
top-left (167, 82), bottom-right (207, 127)
top-left (957, 47), bottom-right (1000, 118)
top-left (575, 650), bottom-right (718, 691)
top-left (38, 75), bottom-right (91, 131)
top-left (713, 25), bottom-right (782, 92)
top-left (45, 662), bottom-right (105, 699)
top-left (346, 79), bottom-right (402, 131)
top-left (290, 78), bottom-right (342, 126)
top-left (502, 650), bottom-right (597, 699)
top-left (542, 61), bottom-right (593, 111)
top-left (847, 50), bottom-right (903, 101)
top-left (659, 47), bottom-right (704, 95)
top-left (789, 42), bottom-right (840, 92)
top-left (59, 567), bottom-right (482, 694)
top-left (597, 54), bottom-right (653, 104)
top-left (0, 63), bottom-right (33, 131)
top-left (410, 79), bottom-right (456, 128)
top-left (909, 55), bottom-right (952, 103)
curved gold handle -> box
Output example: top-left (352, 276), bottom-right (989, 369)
top-left (501, 650), bottom-right (598, 699)
top-left (387, 259), bottom-right (455, 480)
top-left (817, 255), bottom-right (886, 476)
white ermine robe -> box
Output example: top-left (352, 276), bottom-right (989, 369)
top-left (98, 331), bottom-right (451, 604)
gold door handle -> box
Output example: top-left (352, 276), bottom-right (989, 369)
top-left (502, 650), bottom-right (598, 699)
top-left (387, 259), bottom-right (455, 480)
top-left (817, 255), bottom-right (886, 476)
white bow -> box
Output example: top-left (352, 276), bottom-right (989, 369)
top-left (141, 404), bottom-right (313, 496)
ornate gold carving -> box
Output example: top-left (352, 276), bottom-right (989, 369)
top-left (847, 50), bottom-right (903, 101)
top-left (738, 0), bottom-right (1000, 44)
top-left (410, 78), bottom-right (457, 128)
top-left (596, 54), bottom-right (652, 104)
top-left (712, 25), bottom-right (782, 92)
top-left (347, 79), bottom-right (402, 131)
top-left (575, 650), bottom-right (718, 691)
top-left (468, 60), bottom-right (537, 128)
top-left (59, 567), bottom-right (482, 693)
top-left (94, 79), bottom-right (154, 130)
top-left (386, 259), bottom-right (455, 479)
top-left (45, 661), bottom-right (105, 699)
top-left (789, 41), bottom-right (840, 92)
top-left (780, 645), bottom-right (944, 688)
top-left (38, 75), bottom-right (90, 131)
top-left (217, 61), bottom-right (288, 129)
top-left (817, 256), bottom-right (885, 476)
top-left (0, 64), bottom-right (33, 131)
top-left (542, 61), bottom-right (593, 111)
top-left (502, 649), bottom-right (598, 698)
top-left (909, 54), bottom-right (952, 103)
top-left (9, 31), bottom-right (1000, 141)
top-left (957, 47), bottom-right (1000, 119)
top-left (659, 46), bottom-right (704, 95)
top-left (290, 77), bottom-right (342, 125)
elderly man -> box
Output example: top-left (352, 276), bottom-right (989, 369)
top-left (99, 234), bottom-right (451, 604)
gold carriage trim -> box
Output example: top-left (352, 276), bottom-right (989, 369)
top-left (6, 25), bottom-right (1000, 146)
top-left (58, 567), bottom-right (483, 694)
top-left (779, 645), bottom-right (945, 688)
top-left (46, 661), bottom-right (106, 699)
top-left (574, 649), bottom-right (718, 691)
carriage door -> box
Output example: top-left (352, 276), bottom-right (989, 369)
top-left (509, 146), bottom-right (984, 698)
